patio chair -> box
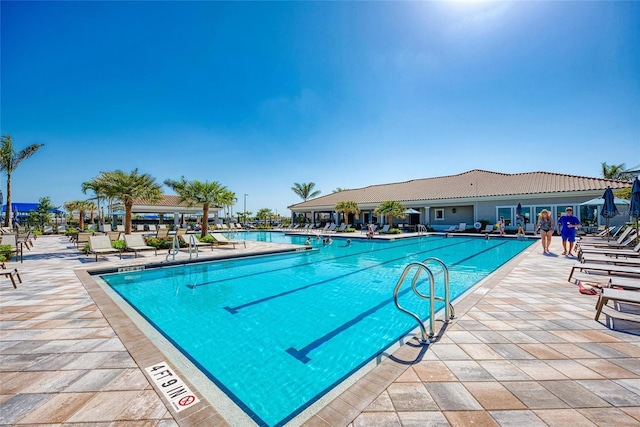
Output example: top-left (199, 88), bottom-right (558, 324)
top-left (210, 233), bottom-right (246, 249)
top-left (578, 242), bottom-right (640, 260)
top-left (1, 264), bottom-right (22, 289)
top-left (75, 232), bottom-right (93, 249)
top-left (148, 224), bottom-right (157, 232)
top-left (594, 287), bottom-right (640, 321)
top-left (443, 225), bottom-right (457, 232)
top-left (579, 255), bottom-right (640, 268)
top-left (124, 234), bottom-right (157, 258)
top-left (454, 223), bottom-right (467, 232)
top-left (186, 233), bottom-right (213, 251)
top-left (88, 235), bottom-right (122, 261)
top-left (379, 224), bottom-right (391, 234)
top-left (136, 224), bottom-right (145, 232)
top-left (116, 225), bottom-right (125, 232)
top-left (480, 224), bottom-right (494, 233)
top-left (104, 230), bottom-right (121, 241)
top-left (578, 227), bottom-right (634, 248)
top-left (0, 234), bottom-right (23, 263)
top-left (568, 262), bottom-right (640, 282)
top-left (156, 228), bottom-right (169, 239)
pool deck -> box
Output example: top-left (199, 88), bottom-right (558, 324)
top-left (1, 233), bottom-right (639, 426)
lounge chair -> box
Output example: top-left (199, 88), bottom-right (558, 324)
top-left (116, 225), bottom-right (125, 232)
top-left (577, 227), bottom-right (635, 248)
top-left (104, 231), bottom-right (122, 242)
top-left (186, 233), bottom-right (213, 251)
top-left (480, 225), bottom-right (494, 233)
top-left (75, 232), bottom-right (93, 249)
top-left (136, 224), bottom-right (145, 232)
top-left (0, 234), bottom-right (23, 263)
top-left (568, 262), bottom-right (640, 282)
top-left (124, 234), bottom-right (157, 258)
top-left (156, 228), bottom-right (169, 239)
top-left (88, 235), bottom-right (121, 261)
top-left (579, 255), bottom-right (640, 267)
top-left (578, 243), bottom-right (640, 260)
top-left (1, 264), bottom-right (22, 289)
top-left (443, 225), bottom-right (457, 232)
top-left (335, 223), bottom-right (348, 233)
top-left (101, 224), bottom-right (112, 232)
top-left (43, 225), bottom-right (54, 235)
top-left (594, 288), bottom-right (640, 321)
top-left (454, 223), bottom-right (467, 232)
top-left (379, 224), bottom-right (391, 234)
top-left (148, 224), bottom-right (157, 232)
top-left (210, 233), bottom-right (246, 249)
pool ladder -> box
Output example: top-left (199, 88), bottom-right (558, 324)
top-left (166, 235), bottom-right (181, 261)
top-left (393, 257), bottom-right (455, 345)
top-left (416, 224), bottom-right (428, 235)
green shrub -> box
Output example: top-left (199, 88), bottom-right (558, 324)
top-left (145, 237), bottom-right (173, 249)
top-left (0, 244), bottom-right (13, 262)
top-left (112, 240), bottom-right (126, 251)
top-left (65, 227), bottom-right (78, 236)
top-left (345, 228), bottom-right (356, 233)
top-left (388, 228), bottom-right (402, 234)
top-left (200, 235), bottom-right (215, 243)
top-left (82, 242), bottom-right (90, 253)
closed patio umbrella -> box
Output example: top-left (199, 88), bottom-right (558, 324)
top-left (629, 177), bottom-right (640, 243)
top-left (600, 187), bottom-right (619, 241)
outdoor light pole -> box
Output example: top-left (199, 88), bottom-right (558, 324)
top-left (244, 193), bottom-right (248, 224)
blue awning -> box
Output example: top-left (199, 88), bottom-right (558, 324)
top-left (2, 203), bottom-right (64, 214)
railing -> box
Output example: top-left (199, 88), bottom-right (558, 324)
top-left (188, 234), bottom-right (199, 260)
top-left (416, 224), bottom-right (428, 235)
top-left (392, 257), bottom-right (454, 345)
top-left (166, 235), bottom-right (180, 262)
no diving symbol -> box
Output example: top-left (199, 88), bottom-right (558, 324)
top-left (178, 395), bottom-right (196, 407)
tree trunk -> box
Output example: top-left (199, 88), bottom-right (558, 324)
top-left (125, 202), bottom-right (133, 235)
top-left (79, 210), bottom-right (85, 231)
top-left (4, 176), bottom-right (11, 227)
top-left (201, 203), bottom-right (209, 239)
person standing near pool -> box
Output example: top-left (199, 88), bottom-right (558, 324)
top-left (535, 209), bottom-right (554, 254)
top-left (557, 207), bottom-right (580, 256)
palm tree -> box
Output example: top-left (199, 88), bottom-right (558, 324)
top-left (601, 162), bottom-right (627, 180)
top-left (164, 177), bottom-right (227, 238)
top-left (0, 134), bottom-right (44, 227)
top-left (335, 200), bottom-right (359, 225)
top-left (98, 169), bottom-right (163, 235)
top-left (218, 189), bottom-right (237, 224)
top-left (291, 182), bottom-right (321, 201)
top-left (256, 208), bottom-right (273, 226)
top-left (64, 200), bottom-right (95, 231)
top-left (81, 178), bottom-right (107, 225)
top-left (374, 200), bottom-right (407, 227)
top-left (332, 187), bottom-right (348, 193)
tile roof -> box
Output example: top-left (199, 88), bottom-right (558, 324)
top-left (289, 169), bottom-right (632, 209)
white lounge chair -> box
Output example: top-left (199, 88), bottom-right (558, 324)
top-left (443, 225), bottom-right (457, 232)
top-left (568, 262), bottom-right (640, 282)
top-left (454, 223), bottom-right (467, 232)
top-left (88, 235), bottom-right (121, 261)
top-left (124, 234), bottom-right (157, 258)
top-left (187, 233), bottom-right (213, 251)
top-left (211, 233), bottom-right (246, 249)
top-left (480, 225), bottom-right (494, 233)
top-left (379, 224), bottom-right (390, 234)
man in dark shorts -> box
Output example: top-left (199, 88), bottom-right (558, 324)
top-left (557, 207), bottom-right (580, 256)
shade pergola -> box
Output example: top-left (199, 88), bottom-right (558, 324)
top-left (109, 195), bottom-right (222, 226)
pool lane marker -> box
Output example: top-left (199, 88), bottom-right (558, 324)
top-left (145, 362), bottom-right (200, 413)
top-left (223, 238), bottom-right (474, 314)
top-left (286, 240), bottom-right (511, 363)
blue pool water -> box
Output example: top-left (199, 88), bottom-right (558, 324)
top-left (101, 233), bottom-right (534, 426)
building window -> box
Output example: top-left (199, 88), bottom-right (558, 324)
top-left (434, 209), bottom-right (444, 220)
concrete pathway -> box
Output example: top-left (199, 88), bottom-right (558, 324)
top-left (1, 233), bottom-right (639, 426)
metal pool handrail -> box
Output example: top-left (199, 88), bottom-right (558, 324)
top-left (393, 258), bottom-right (455, 345)
top-left (416, 224), bottom-right (428, 235)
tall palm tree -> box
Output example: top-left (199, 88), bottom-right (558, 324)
top-left (601, 162), bottom-right (626, 180)
top-left (81, 178), bottom-right (107, 225)
top-left (335, 200), bottom-right (359, 225)
top-left (291, 182), bottom-right (321, 201)
top-left (64, 200), bottom-right (95, 231)
top-left (219, 189), bottom-right (237, 224)
top-left (98, 169), bottom-right (163, 235)
top-left (256, 208), bottom-right (273, 226)
top-left (0, 134), bottom-right (44, 227)
top-left (164, 177), bottom-right (227, 238)
top-left (374, 200), bottom-right (407, 227)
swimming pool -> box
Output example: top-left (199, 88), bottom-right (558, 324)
top-left (100, 233), bottom-right (533, 426)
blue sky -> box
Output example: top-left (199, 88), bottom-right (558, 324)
top-left (2, 1), bottom-right (639, 217)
